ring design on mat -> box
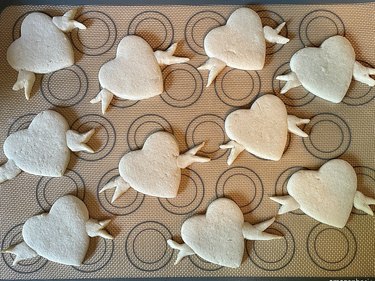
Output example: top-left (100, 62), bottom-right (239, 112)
top-left (185, 114), bottom-right (227, 160)
top-left (158, 168), bottom-right (205, 215)
top-left (185, 10), bottom-right (226, 55)
top-left (274, 166), bottom-right (305, 215)
top-left (272, 62), bottom-right (315, 107)
top-left (343, 60), bottom-right (375, 106)
top-left (126, 221), bottom-right (173, 271)
top-left (352, 166), bottom-right (375, 215)
top-left (302, 113), bottom-right (351, 160)
top-left (216, 166), bottom-right (264, 214)
top-left (299, 9), bottom-right (345, 47)
top-left (41, 65), bottom-right (88, 107)
top-left (214, 68), bottom-right (261, 107)
top-left (70, 114), bottom-right (116, 161)
top-left (36, 169), bottom-right (85, 212)
top-left (307, 223), bottom-right (357, 271)
top-left (128, 11), bottom-right (173, 50)
top-left (7, 113), bottom-right (37, 136)
top-left (72, 237), bottom-right (114, 272)
top-left (189, 254), bottom-right (223, 271)
top-left (248, 222), bottom-right (295, 271)
top-left (71, 11), bottom-right (117, 56)
top-left (127, 114), bottom-right (174, 151)
top-left (2, 224), bottom-right (48, 273)
top-left (97, 168), bottom-right (144, 216)
top-left (257, 10), bottom-right (288, 55)
top-left (161, 63), bottom-right (203, 108)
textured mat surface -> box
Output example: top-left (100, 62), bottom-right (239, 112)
top-left (0, 3), bottom-right (374, 279)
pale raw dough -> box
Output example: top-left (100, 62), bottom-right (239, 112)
top-left (0, 110), bottom-right (95, 183)
top-left (2, 195), bottom-right (112, 266)
top-left (270, 159), bottom-right (375, 228)
top-left (277, 36), bottom-right (375, 103)
top-left (6, 10), bottom-right (86, 100)
top-left (91, 35), bottom-right (189, 114)
top-left (168, 198), bottom-right (282, 268)
top-left (221, 94), bottom-right (310, 164)
top-left (99, 131), bottom-right (210, 201)
top-left (199, 7), bottom-right (289, 86)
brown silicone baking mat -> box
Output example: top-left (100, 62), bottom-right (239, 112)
top-left (0, 2), bottom-right (374, 279)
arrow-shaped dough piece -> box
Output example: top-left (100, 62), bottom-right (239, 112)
top-left (177, 142), bottom-right (211, 168)
top-left (66, 129), bottom-right (95, 153)
top-left (52, 9), bottom-right (86, 32)
top-left (154, 43), bottom-right (190, 65)
top-left (99, 176), bottom-right (131, 203)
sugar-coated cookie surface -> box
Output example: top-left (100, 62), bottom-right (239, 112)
top-left (100, 131), bottom-right (210, 201)
top-left (199, 7), bottom-right (289, 87)
top-left (91, 35), bottom-right (189, 114)
top-left (220, 94), bottom-right (310, 164)
top-left (0, 110), bottom-right (95, 183)
top-left (6, 9), bottom-right (86, 100)
top-left (277, 35), bottom-right (375, 103)
top-left (168, 198), bottom-right (282, 268)
top-left (2, 195), bottom-right (113, 266)
top-left (270, 159), bottom-right (375, 228)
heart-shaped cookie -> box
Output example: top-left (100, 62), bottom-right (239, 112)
top-left (204, 8), bottom-right (265, 70)
top-left (290, 36), bottom-right (355, 103)
top-left (288, 159), bottom-right (357, 228)
top-left (181, 198), bottom-right (245, 268)
top-left (225, 94), bottom-right (288, 161)
top-left (119, 131), bottom-right (181, 198)
top-left (23, 195), bottom-right (90, 266)
top-left (99, 36), bottom-right (163, 100)
top-left (3, 110), bottom-right (70, 177)
top-left (7, 12), bottom-right (74, 74)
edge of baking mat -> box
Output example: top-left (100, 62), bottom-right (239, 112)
top-left (0, 0), bottom-right (373, 12)
top-left (2, 278), bottom-right (375, 281)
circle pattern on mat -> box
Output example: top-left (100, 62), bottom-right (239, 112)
top-left (128, 11), bottom-right (173, 50)
top-left (302, 113), bottom-right (351, 160)
top-left (185, 114), bottom-right (227, 160)
top-left (214, 68), bottom-right (261, 107)
top-left (71, 11), bottom-right (117, 56)
top-left (161, 63), bottom-right (203, 108)
top-left (185, 10), bottom-right (226, 55)
top-left (189, 254), bottom-right (223, 271)
top-left (41, 65), bottom-right (88, 107)
top-left (7, 113), bottom-right (37, 136)
top-left (299, 9), bottom-right (345, 47)
top-left (36, 169), bottom-right (85, 212)
top-left (72, 237), bottom-right (114, 273)
top-left (272, 62), bottom-right (315, 107)
top-left (125, 221), bottom-right (173, 271)
top-left (352, 166), bottom-right (375, 215)
top-left (307, 223), bottom-right (357, 271)
top-left (343, 61), bottom-right (375, 106)
top-left (70, 114), bottom-right (116, 161)
top-left (97, 168), bottom-right (144, 216)
top-left (257, 10), bottom-right (288, 55)
top-left (127, 114), bottom-right (174, 151)
top-left (274, 166), bottom-right (304, 215)
top-left (216, 166), bottom-right (264, 214)
top-left (248, 222), bottom-right (295, 271)
top-left (1, 223), bottom-right (48, 273)
top-left (158, 168), bottom-right (204, 215)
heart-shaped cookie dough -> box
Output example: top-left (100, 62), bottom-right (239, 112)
top-left (277, 36), bottom-right (375, 103)
top-left (100, 131), bottom-right (210, 201)
top-left (2, 195), bottom-right (113, 266)
top-left (6, 10), bottom-right (85, 100)
top-left (271, 159), bottom-right (375, 228)
top-left (221, 94), bottom-right (310, 164)
top-left (204, 8), bottom-right (265, 70)
top-left (0, 110), bottom-right (95, 183)
top-left (91, 35), bottom-right (189, 114)
top-left (168, 198), bottom-right (282, 268)
top-left (7, 12), bottom-right (74, 74)
top-left (199, 7), bottom-right (289, 86)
